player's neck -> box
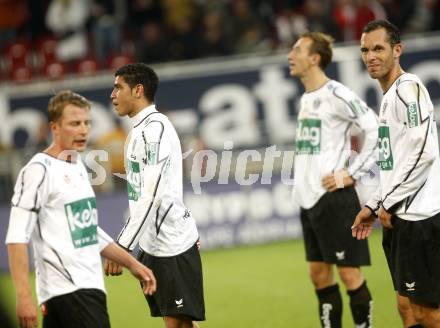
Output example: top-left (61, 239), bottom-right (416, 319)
top-left (379, 65), bottom-right (404, 93)
top-left (44, 144), bottom-right (79, 163)
top-left (128, 100), bottom-right (151, 118)
top-left (301, 69), bottom-right (329, 93)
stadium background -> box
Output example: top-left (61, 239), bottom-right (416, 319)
top-left (0, 0), bottom-right (439, 327)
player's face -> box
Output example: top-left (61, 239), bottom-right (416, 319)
top-left (288, 37), bottom-right (315, 77)
top-left (52, 104), bottom-right (91, 152)
top-left (111, 76), bottom-right (138, 117)
top-left (360, 28), bottom-right (399, 80)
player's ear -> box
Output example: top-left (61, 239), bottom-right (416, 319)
top-left (313, 52), bottom-right (323, 68)
top-left (393, 43), bottom-right (402, 59)
top-left (134, 84), bottom-right (144, 99)
top-left (49, 120), bottom-right (59, 137)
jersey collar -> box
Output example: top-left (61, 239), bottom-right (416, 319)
top-left (131, 104), bottom-right (158, 127)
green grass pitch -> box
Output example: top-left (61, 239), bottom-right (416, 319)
top-left (0, 231), bottom-right (401, 327)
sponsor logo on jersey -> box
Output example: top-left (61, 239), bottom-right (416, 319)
top-left (378, 126), bottom-right (393, 170)
top-left (296, 119), bottom-right (321, 155)
top-left (407, 102), bottom-right (419, 128)
top-left (127, 160), bottom-right (141, 201)
top-left (65, 197), bottom-right (98, 248)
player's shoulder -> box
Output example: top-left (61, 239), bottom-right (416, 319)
top-left (327, 80), bottom-right (357, 102)
top-left (27, 153), bottom-right (51, 168)
top-left (397, 72), bottom-right (421, 85)
top-left (144, 111), bottom-right (174, 132)
top-left (20, 153), bottom-right (49, 178)
top-left (394, 73), bottom-right (425, 98)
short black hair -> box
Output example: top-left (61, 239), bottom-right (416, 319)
top-left (115, 63), bottom-right (159, 102)
top-left (363, 20), bottom-right (401, 47)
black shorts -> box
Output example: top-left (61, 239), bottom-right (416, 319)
top-left (382, 214), bottom-right (440, 305)
top-left (42, 289), bottom-right (110, 328)
top-left (300, 186), bottom-right (371, 266)
top-left (137, 243), bottom-right (205, 321)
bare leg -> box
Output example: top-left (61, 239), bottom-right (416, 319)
top-left (397, 293), bottom-right (419, 327)
top-left (163, 315), bottom-right (198, 328)
top-left (409, 297), bottom-right (440, 328)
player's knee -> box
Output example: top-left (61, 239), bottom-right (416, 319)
top-left (338, 267), bottom-right (363, 289)
top-left (397, 296), bottom-right (412, 317)
top-left (309, 265), bottom-right (332, 287)
top-left (409, 301), bottom-right (440, 325)
top-left (410, 305), bottom-right (425, 324)
top-left (164, 315), bottom-right (194, 328)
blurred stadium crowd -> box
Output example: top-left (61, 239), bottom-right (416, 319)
top-left (0, 0), bottom-right (439, 82)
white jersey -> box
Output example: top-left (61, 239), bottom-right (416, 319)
top-left (117, 105), bottom-right (199, 256)
top-left (294, 80), bottom-right (378, 209)
top-left (365, 73), bottom-right (440, 221)
top-left (5, 153), bottom-right (113, 304)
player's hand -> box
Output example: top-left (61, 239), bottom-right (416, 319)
top-left (128, 263), bottom-right (157, 296)
top-left (351, 207), bottom-right (376, 240)
top-left (16, 294), bottom-right (38, 328)
top-left (378, 206), bottom-right (393, 229)
top-left (104, 259), bottom-right (123, 276)
top-left (322, 169), bottom-right (354, 192)
top-left (196, 239), bottom-right (201, 251)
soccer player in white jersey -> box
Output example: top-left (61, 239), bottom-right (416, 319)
top-left (352, 20), bottom-right (440, 327)
top-left (106, 63), bottom-right (205, 328)
top-left (5, 90), bottom-right (156, 328)
top-left (288, 32), bottom-right (378, 327)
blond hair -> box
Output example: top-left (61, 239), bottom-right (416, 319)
top-left (48, 90), bottom-right (90, 122)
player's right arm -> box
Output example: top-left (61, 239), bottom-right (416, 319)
top-left (5, 162), bottom-right (47, 328)
top-left (7, 244), bottom-right (38, 328)
top-left (117, 120), bottom-right (171, 251)
top-left (106, 120), bottom-right (170, 274)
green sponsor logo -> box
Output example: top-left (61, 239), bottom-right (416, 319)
top-left (407, 102), bottom-right (419, 128)
top-left (378, 126), bottom-right (393, 170)
top-left (146, 142), bottom-right (159, 165)
top-left (64, 197), bottom-right (98, 248)
top-left (127, 160), bottom-right (141, 201)
top-left (296, 119), bottom-right (321, 155)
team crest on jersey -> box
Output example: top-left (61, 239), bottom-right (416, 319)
top-left (64, 197), bottom-right (98, 248)
top-left (407, 102), bottom-right (419, 127)
top-left (127, 160), bottom-right (141, 201)
top-left (313, 98), bottom-right (321, 109)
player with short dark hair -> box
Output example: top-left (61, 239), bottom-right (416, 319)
top-left (106, 63), bottom-right (205, 328)
top-left (5, 90), bottom-right (156, 328)
top-left (288, 32), bottom-right (378, 327)
top-left (353, 19), bottom-right (440, 327)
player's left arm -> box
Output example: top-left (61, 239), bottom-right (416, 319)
top-left (101, 241), bottom-right (156, 295)
top-left (381, 81), bottom-right (435, 212)
top-left (322, 88), bottom-right (379, 191)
